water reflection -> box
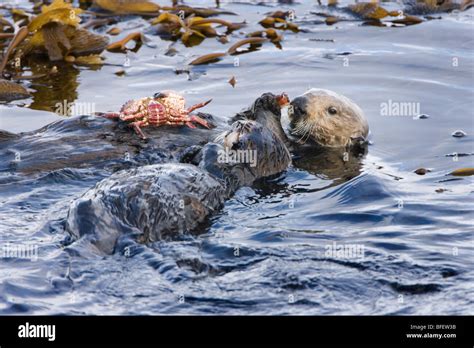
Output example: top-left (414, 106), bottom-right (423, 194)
top-left (25, 57), bottom-right (102, 112)
top-left (292, 143), bottom-right (367, 185)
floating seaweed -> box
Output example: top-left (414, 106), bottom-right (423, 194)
top-left (0, 26), bottom-right (28, 74)
top-left (151, 12), bottom-right (245, 47)
top-left (348, 2), bottom-right (401, 20)
top-left (107, 32), bottom-right (144, 52)
top-left (449, 168), bottom-right (474, 176)
top-left (414, 168), bottom-right (431, 175)
top-left (11, 0), bottom-right (109, 62)
top-left (189, 37), bottom-right (269, 65)
top-left (247, 28), bottom-right (283, 44)
top-left (163, 5), bottom-right (236, 18)
top-left (0, 78), bottom-right (30, 102)
top-left (189, 52), bottom-right (227, 66)
top-left (312, 2), bottom-right (438, 27)
top-left (347, 2), bottom-right (426, 27)
top-left (228, 75), bottom-right (236, 88)
top-left (259, 16), bottom-right (299, 33)
top-left (227, 37), bottom-right (268, 55)
top-left (107, 27), bottom-right (121, 35)
top-left (404, 0), bottom-right (474, 15)
top-left (92, 0), bottom-right (160, 16)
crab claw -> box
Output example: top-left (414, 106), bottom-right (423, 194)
top-left (276, 93), bottom-right (290, 107)
top-left (187, 99), bottom-right (212, 113)
top-left (96, 112), bottom-right (121, 119)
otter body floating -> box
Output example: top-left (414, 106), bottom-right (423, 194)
top-left (65, 113), bottom-right (291, 254)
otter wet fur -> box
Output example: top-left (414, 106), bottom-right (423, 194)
top-left (0, 90), bottom-right (368, 254)
top-left (65, 114), bottom-right (291, 254)
top-left (288, 88), bottom-right (369, 148)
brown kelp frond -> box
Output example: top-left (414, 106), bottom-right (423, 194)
top-left (10, 0), bottom-right (109, 62)
top-left (227, 37), bottom-right (268, 55)
top-left (92, 0), bottom-right (160, 15)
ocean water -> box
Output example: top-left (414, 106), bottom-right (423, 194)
top-left (0, 0), bottom-right (473, 314)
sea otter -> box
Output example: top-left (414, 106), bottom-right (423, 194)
top-left (0, 90), bottom-right (369, 253)
top-left (63, 90), bottom-right (369, 253)
top-left (288, 88), bottom-right (369, 149)
top-left (65, 115), bottom-right (291, 254)
top-left (285, 88), bottom-right (370, 184)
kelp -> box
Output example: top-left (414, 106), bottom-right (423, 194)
top-left (391, 15), bottom-right (423, 25)
top-left (227, 37), bottom-right (267, 55)
top-left (151, 12), bottom-right (245, 46)
top-left (93, 0), bottom-right (160, 15)
top-left (74, 54), bottom-right (104, 65)
top-left (0, 78), bottom-right (30, 102)
top-left (228, 75), bottom-right (236, 88)
top-left (348, 3), bottom-right (400, 20)
top-left (247, 29), bottom-right (283, 44)
top-left (404, 0), bottom-right (474, 14)
top-left (0, 26), bottom-right (28, 74)
top-left (346, 2), bottom-right (424, 27)
top-left (345, 0), bottom-right (471, 26)
top-left (189, 37), bottom-right (268, 65)
top-left (311, 2), bottom-right (449, 27)
top-left (414, 168), bottom-right (431, 175)
top-left (107, 27), bottom-right (121, 35)
top-left (107, 32), bottom-right (144, 52)
top-left (187, 17), bottom-right (246, 34)
top-left (28, 0), bottom-right (82, 32)
top-left (0, 33), bottom-right (15, 40)
top-left (11, 0), bottom-right (109, 62)
top-left (449, 168), bottom-right (474, 176)
top-left (259, 16), bottom-right (299, 32)
top-left (162, 5), bottom-right (236, 18)
top-left (82, 17), bottom-right (116, 29)
top-left (189, 52), bottom-right (227, 65)
top-left (17, 23), bottom-right (109, 61)
top-left (264, 10), bottom-right (295, 20)
top-left (68, 26), bottom-right (109, 55)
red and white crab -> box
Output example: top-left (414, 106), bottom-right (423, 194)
top-left (102, 91), bottom-right (212, 139)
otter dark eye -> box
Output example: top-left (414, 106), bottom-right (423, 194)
top-left (328, 106), bottom-right (337, 115)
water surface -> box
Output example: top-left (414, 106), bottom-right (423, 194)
top-left (0, 0), bottom-right (473, 314)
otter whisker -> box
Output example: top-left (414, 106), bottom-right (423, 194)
top-left (213, 131), bottom-right (228, 144)
top-left (294, 119), bottom-right (313, 144)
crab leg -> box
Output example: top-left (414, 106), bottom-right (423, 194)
top-left (129, 120), bottom-right (148, 139)
top-left (120, 111), bottom-right (148, 121)
top-left (102, 112), bottom-right (121, 119)
top-left (186, 99), bottom-right (212, 113)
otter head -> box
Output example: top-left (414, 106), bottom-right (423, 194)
top-left (223, 120), bottom-right (291, 178)
top-left (206, 120), bottom-right (291, 190)
top-left (288, 89), bottom-right (369, 148)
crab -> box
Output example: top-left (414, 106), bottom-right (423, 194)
top-left (102, 91), bottom-right (212, 139)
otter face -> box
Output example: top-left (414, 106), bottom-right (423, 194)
top-left (289, 89), bottom-right (369, 148)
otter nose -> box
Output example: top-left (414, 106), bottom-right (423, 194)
top-left (290, 96), bottom-right (307, 119)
